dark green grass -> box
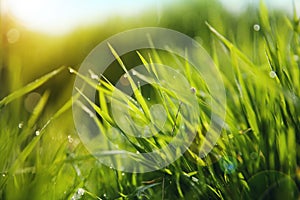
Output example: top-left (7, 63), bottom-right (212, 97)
top-left (0, 1), bottom-right (299, 200)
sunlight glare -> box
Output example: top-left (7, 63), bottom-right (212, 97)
top-left (6, 0), bottom-right (73, 34)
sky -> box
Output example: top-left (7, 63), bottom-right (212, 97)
top-left (2, 0), bottom-right (299, 35)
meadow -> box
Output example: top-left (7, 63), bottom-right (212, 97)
top-left (0, 0), bottom-right (299, 199)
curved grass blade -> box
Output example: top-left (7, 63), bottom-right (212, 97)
top-left (0, 66), bottom-right (65, 108)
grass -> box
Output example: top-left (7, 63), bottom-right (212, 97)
top-left (0, 1), bottom-right (299, 199)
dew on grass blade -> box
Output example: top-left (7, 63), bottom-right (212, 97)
top-left (132, 69), bottom-right (137, 76)
top-left (68, 68), bottom-right (75, 74)
top-left (253, 24), bottom-right (260, 31)
top-left (77, 188), bottom-right (85, 196)
top-left (71, 188), bottom-right (85, 200)
top-left (35, 130), bottom-right (40, 136)
top-left (192, 176), bottom-right (199, 182)
top-left (88, 69), bottom-right (100, 81)
top-left (269, 70), bottom-right (277, 78)
top-left (18, 122), bottom-right (23, 129)
top-left (68, 135), bottom-right (73, 143)
top-left (190, 87), bottom-right (196, 94)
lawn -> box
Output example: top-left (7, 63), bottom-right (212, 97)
top-left (0, 0), bottom-right (299, 199)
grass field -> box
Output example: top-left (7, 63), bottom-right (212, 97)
top-left (0, 1), bottom-right (299, 199)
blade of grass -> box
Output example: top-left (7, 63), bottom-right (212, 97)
top-left (0, 66), bottom-right (65, 108)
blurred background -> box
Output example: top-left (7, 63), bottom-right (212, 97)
top-left (0, 0), bottom-right (298, 108)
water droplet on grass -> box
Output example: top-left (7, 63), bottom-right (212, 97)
top-left (253, 24), bottom-right (260, 31)
top-left (88, 70), bottom-right (100, 80)
top-left (147, 97), bottom-right (151, 101)
top-left (269, 71), bottom-right (277, 78)
top-left (68, 135), bottom-right (73, 143)
top-left (68, 68), bottom-right (75, 74)
top-left (192, 176), bottom-right (199, 182)
top-left (190, 87), bottom-right (196, 94)
top-left (18, 122), bottom-right (24, 129)
top-left (71, 188), bottom-right (85, 200)
top-left (35, 130), bottom-right (40, 136)
top-left (132, 70), bottom-right (137, 76)
top-left (77, 188), bottom-right (85, 196)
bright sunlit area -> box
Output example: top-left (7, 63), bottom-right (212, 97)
top-left (2, 0), bottom-right (299, 35)
top-left (3, 0), bottom-right (167, 34)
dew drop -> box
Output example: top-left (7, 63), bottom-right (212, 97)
top-left (77, 188), bottom-right (85, 196)
top-left (147, 97), bottom-right (151, 101)
top-left (192, 176), bottom-right (199, 182)
top-left (88, 70), bottom-right (99, 80)
top-left (18, 122), bottom-right (24, 129)
top-left (269, 70), bottom-right (277, 78)
top-left (121, 172), bottom-right (125, 176)
top-left (2, 173), bottom-right (6, 177)
top-left (69, 68), bottom-right (75, 74)
top-left (190, 87), bottom-right (196, 94)
top-left (123, 74), bottom-right (128, 78)
top-left (253, 24), bottom-right (260, 31)
top-left (68, 135), bottom-right (73, 143)
top-left (132, 70), bottom-right (137, 76)
top-left (35, 130), bottom-right (40, 136)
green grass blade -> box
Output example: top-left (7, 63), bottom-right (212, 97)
top-left (107, 43), bottom-right (151, 119)
top-left (0, 66), bottom-right (65, 108)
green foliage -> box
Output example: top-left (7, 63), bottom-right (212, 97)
top-left (0, 1), bottom-right (299, 199)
